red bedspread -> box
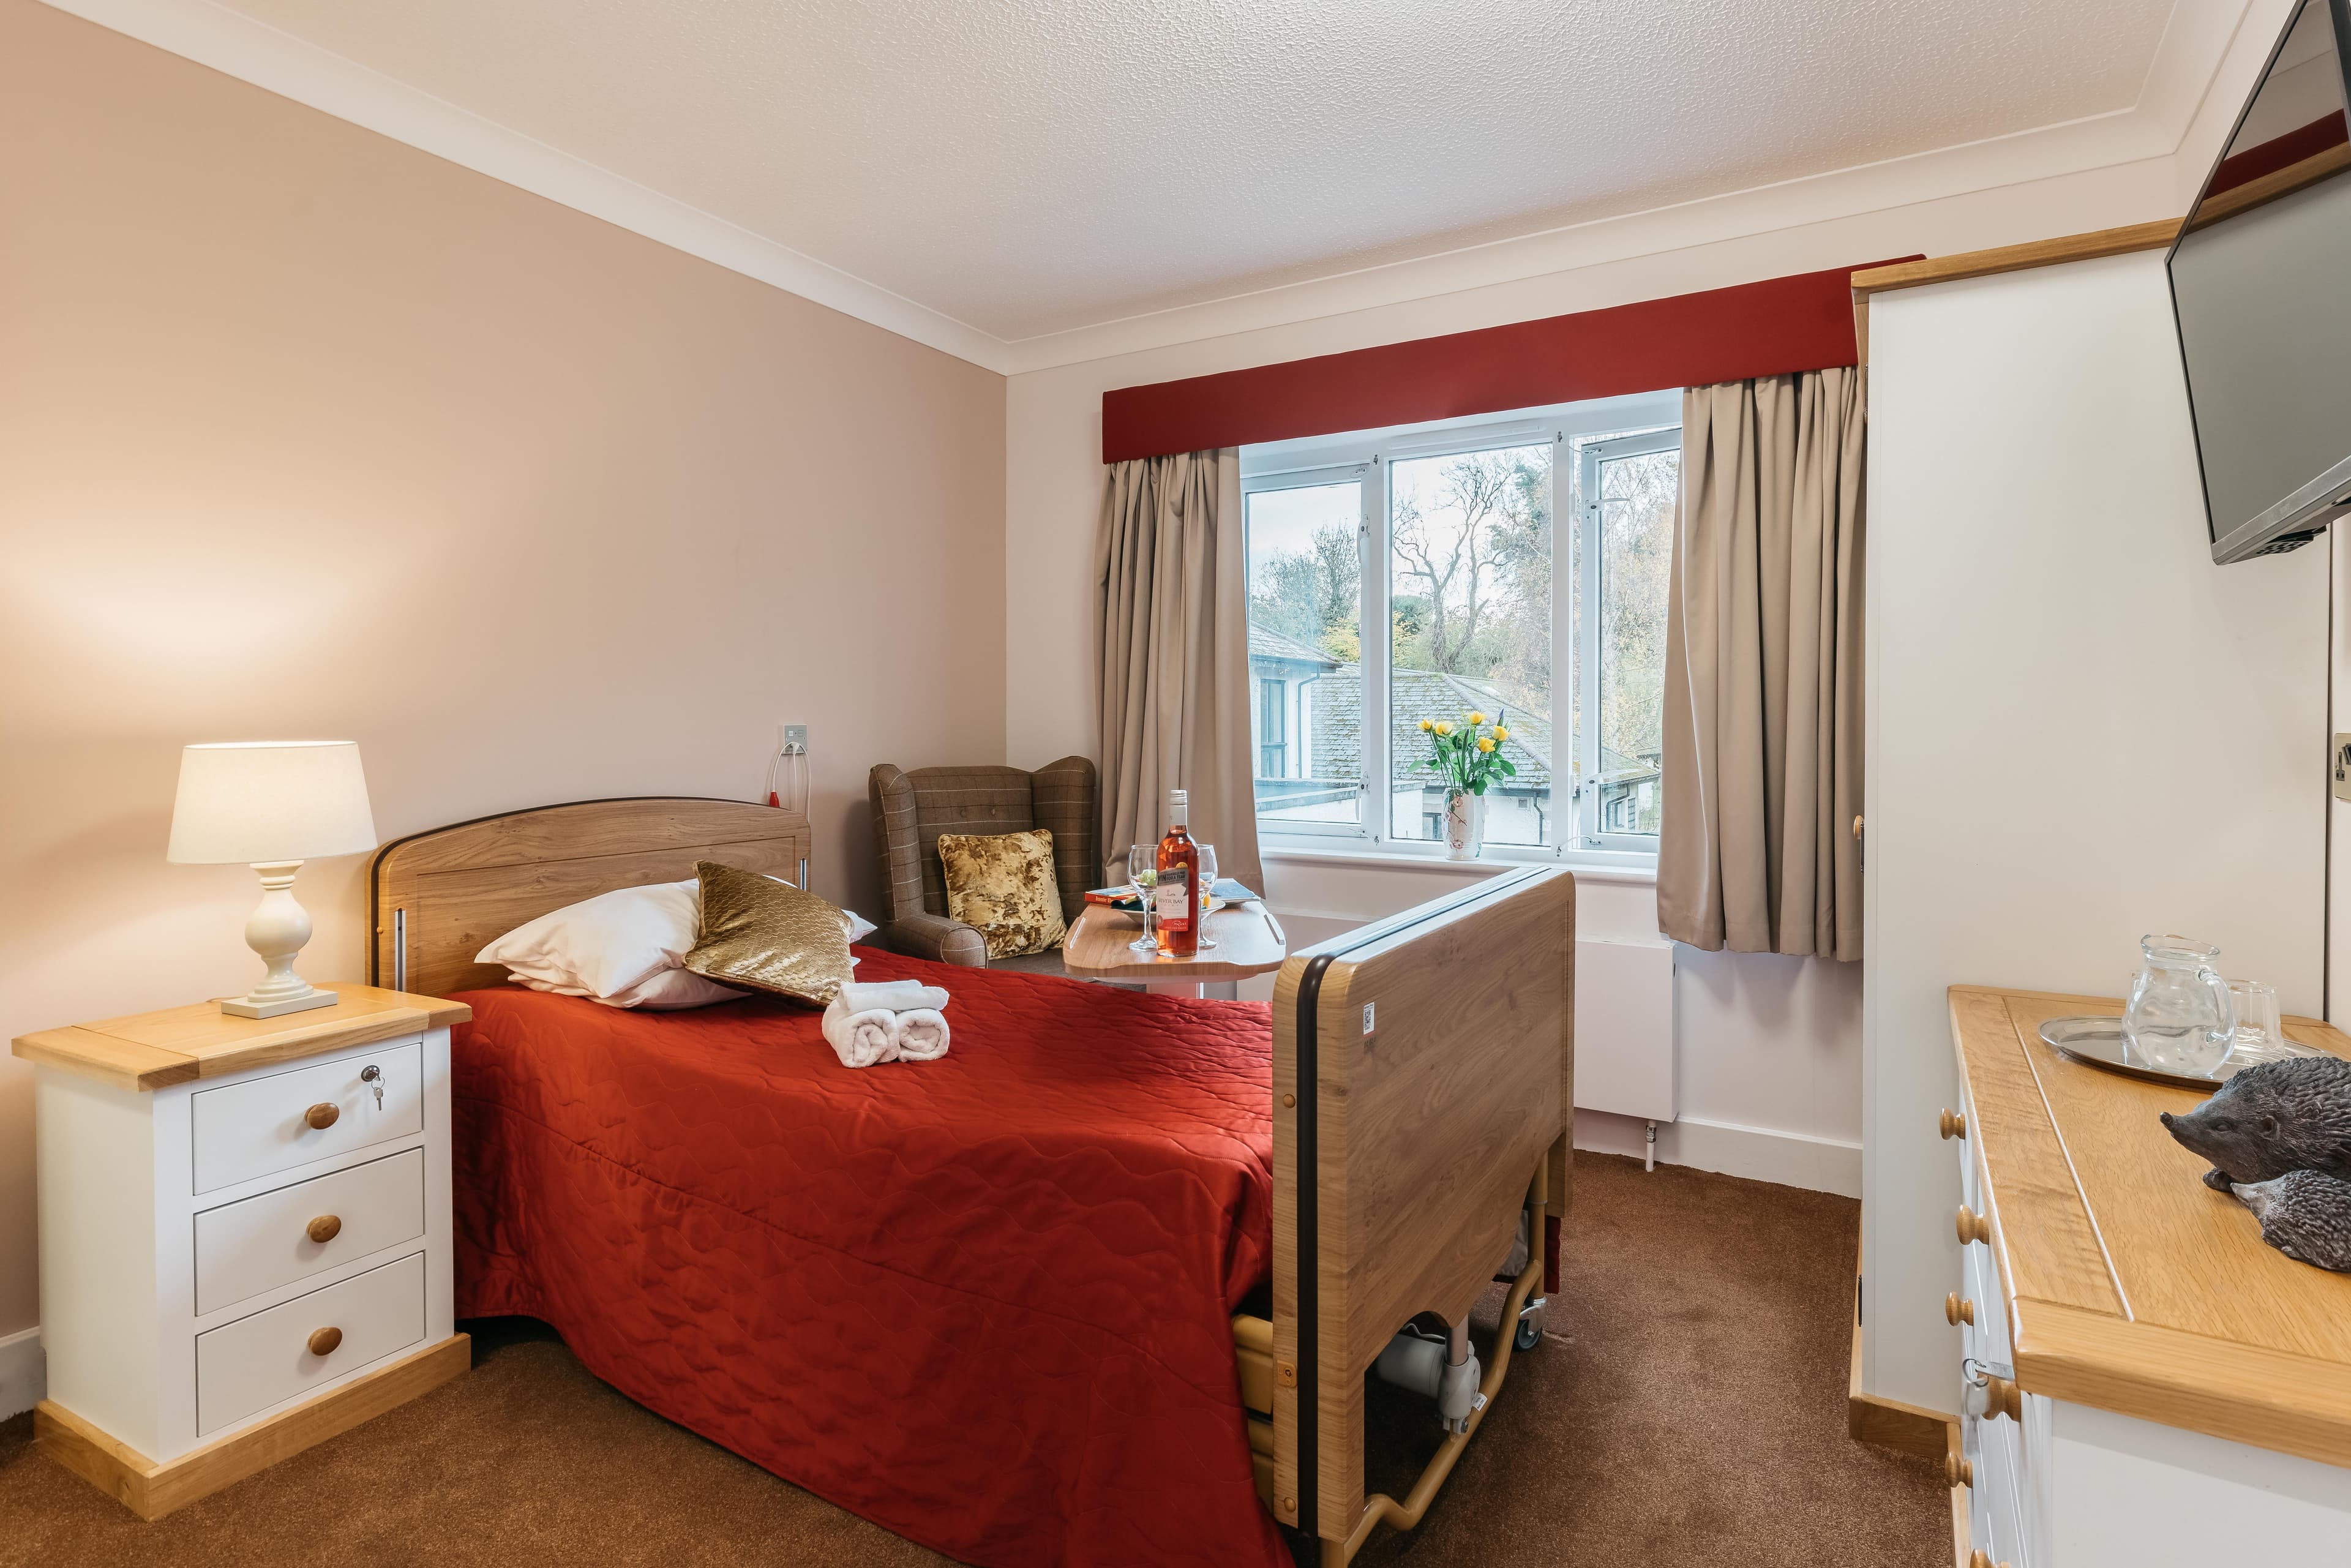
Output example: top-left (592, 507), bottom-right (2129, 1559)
top-left (450, 950), bottom-right (1286, 1568)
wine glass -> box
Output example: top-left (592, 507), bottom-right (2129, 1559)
top-left (1127, 843), bottom-right (1158, 953)
top-left (1194, 842), bottom-right (1219, 950)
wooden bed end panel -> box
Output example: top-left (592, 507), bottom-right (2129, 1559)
top-left (367, 798), bottom-right (812, 999)
top-left (1272, 866), bottom-right (1575, 1537)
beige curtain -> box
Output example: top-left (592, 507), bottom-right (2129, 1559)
top-left (1657, 367), bottom-right (1864, 960)
top-left (1095, 448), bottom-right (1263, 894)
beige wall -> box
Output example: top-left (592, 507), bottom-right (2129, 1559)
top-left (0, 1), bottom-right (1007, 1340)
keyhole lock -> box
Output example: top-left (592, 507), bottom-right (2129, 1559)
top-left (359, 1063), bottom-right (383, 1109)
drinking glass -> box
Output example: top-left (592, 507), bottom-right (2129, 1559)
top-left (1127, 843), bottom-right (1158, 953)
top-left (2223, 978), bottom-right (2287, 1067)
top-left (1195, 843), bottom-right (1219, 950)
top-left (2123, 934), bottom-right (2235, 1076)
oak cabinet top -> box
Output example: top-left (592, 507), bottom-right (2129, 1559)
top-left (1951, 984), bottom-right (2351, 1469)
top-left (13, 985), bottom-right (471, 1091)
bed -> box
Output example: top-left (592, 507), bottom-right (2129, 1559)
top-left (369, 797), bottom-right (1572, 1567)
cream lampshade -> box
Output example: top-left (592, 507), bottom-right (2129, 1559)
top-left (168, 741), bottom-right (378, 1018)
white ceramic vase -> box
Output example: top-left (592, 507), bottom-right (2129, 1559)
top-left (1444, 790), bottom-right (1486, 861)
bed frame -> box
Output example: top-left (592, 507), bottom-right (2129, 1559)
top-left (1258, 865), bottom-right (1573, 1564)
top-left (367, 798), bottom-right (1573, 1565)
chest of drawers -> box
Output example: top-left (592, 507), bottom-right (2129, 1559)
top-left (1945, 986), bottom-right (2351, 1567)
top-left (13, 985), bottom-right (473, 1518)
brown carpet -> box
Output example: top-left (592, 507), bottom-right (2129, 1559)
top-left (0, 1154), bottom-right (1946, 1568)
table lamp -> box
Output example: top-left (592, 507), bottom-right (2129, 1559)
top-left (167, 741), bottom-right (379, 1018)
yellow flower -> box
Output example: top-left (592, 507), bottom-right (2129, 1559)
top-left (1418, 718), bottom-right (1433, 732)
top-left (1477, 737), bottom-right (1496, 752)
top-left (1493, 726), bottom-right (1510, 742)
top-left (1433, 721), bottom-right (1453, 737)
top-left (1466, 711), bottom-right (1485, 726)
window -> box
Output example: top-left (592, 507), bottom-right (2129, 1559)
top-left (1258, 677), bottom-right (1287, 778)
top-left (1577, 428), bottom-right (1678, 842)
top-left (1243, 394), bottom-right (1679, 858)
top-left (1243, 475), bottom-right (1365, 832)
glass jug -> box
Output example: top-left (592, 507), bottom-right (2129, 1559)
top-left (2123, 935), bottom-right (2235, 1075)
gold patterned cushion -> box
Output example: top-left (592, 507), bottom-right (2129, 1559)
top-left (683, 860), bottom-right (855, 1005)
top-left (936, 829), bottom-right (1067, 959)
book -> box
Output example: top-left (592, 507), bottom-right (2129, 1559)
top-left (1085, 879), bottom-right (1258, 908)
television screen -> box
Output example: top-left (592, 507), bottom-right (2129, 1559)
top-left (2167, 0), bottom-right (2351, 562)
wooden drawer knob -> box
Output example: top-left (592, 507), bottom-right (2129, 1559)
top-left (307, 1326), bottom-right (343, 1357)
top-left (1946, 1452), bottom-right (1973, 1487)
top-left (1969, 1552), bottom-right (2006, 1568)
top-left (1940, 1108), bottom-right (1967, 1140)
top-left (304, 1101), bottom-right (340, 1130)
top-left (1945, 1292), bottom-right (1975, 1326)
top-left (1956, 1204), bottom-right (1992, 1245)
top-left (1985, 1376), bottom-right (2022, 1420)
top-left (306, 1214), bottom-right (342, 1245)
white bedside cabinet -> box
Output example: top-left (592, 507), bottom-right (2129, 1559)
top-left (12, 985), bottom-right (474, 1518)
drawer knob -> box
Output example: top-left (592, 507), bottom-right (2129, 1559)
top-left (1945, 1292), bottom-right (1976, 1326)
top-left (1968, 1553), bottom-right (2007, 1568)
top-left (306, 1214), bottom-right (342, 1245)
top-left (304, 1101), bottom-right (340, 1131)
top-left (1940, 1108), bottom-right (1967, 1140)
top-left (307, 1326), bottom-right (343, 1357)
top-left (1985, 1376), bottom-right (2022, 1420)
top-left (1956, 1204), bottom-right (1992, 1245)
top-left (1946, 1452), bottom-right (1973, 1488)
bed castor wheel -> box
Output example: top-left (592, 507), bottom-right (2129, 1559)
top-left (1514, 1299), bottom-right (1546, 1351)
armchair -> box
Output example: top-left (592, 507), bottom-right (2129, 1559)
top-left (866, 757), bottom-right (1098, 973)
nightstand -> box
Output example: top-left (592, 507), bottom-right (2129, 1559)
top-left (11, 984), bottom-right (473, 1518)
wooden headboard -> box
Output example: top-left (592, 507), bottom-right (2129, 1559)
top-left (367, 798), bottom-right (814, 999)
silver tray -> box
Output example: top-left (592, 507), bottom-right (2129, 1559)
top-left (2038, 1015), bottom-right (2323, 1091)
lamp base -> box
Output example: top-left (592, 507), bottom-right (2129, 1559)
top-left (219, 986), bottom-right (339, 1019)
top-left (222, 860), bottom-right (336, 1019)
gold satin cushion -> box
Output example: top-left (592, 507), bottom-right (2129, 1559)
top-left (936, 829), bottom-right (1067, 959)
top-left (683, 860), bottom-right (855, 1005)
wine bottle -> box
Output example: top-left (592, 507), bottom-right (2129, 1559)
top-left (1156, 788), bottom-right (1199, 958)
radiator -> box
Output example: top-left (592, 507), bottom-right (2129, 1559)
top-left (1573, 937), bottom-right (1674, 1123)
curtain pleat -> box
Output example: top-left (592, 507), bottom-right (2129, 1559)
top-left (1657, 367), bottom-right (1864, 959)
top-left (1093, 449), bottom-right (1262, 895)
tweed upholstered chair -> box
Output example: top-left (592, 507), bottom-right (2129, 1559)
top-left (866, 757), bottom-right (1098, 973)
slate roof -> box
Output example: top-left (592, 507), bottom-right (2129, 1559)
top-left (1304, 663), bottom-right (1554, 791)
top-left (1247, 623), bottom-right (1341, 667)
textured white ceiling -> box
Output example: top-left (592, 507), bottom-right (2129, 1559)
top-left (210, 0), bottom-right (2181, 341)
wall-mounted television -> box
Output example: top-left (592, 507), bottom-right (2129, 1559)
top-left (2167, 0), bottom-right (2351, 563)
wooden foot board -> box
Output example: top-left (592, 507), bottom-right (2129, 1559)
top-left (1256, 868), bottom-right (1575, 1563)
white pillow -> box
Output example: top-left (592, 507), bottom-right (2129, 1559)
top-left (478, 880), bottom-right (701, 999)
top-left (476, 877), bottom-right (877, 1008)
top-left (510, 967), bottom-right (749, 1011)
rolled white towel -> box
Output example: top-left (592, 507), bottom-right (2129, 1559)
top-left (895, 1008), bottom-right (951, 1062)
top-left (822, 994), bottom-right (901, 1069)
top-left (839, 979), bottom-right (951, 1014)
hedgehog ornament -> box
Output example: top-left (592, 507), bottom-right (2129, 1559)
top-left (2159, 1056), bottom-right (2351, 1189)
top-left (2161, 1055), bottom-right (2351, 1270)
top-left (2230, 1169), bottom-right (2351, 1273)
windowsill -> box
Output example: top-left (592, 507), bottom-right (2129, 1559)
top-left (1259, 839), bottom-right (1659, 886)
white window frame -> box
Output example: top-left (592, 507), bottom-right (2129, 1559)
top-left (1240, 462), bottom-right (1376, 840)
top-left (1575, 425), bottom-right (1682, 852)
top-left (1242, 393), bottom-right (1679, 869)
